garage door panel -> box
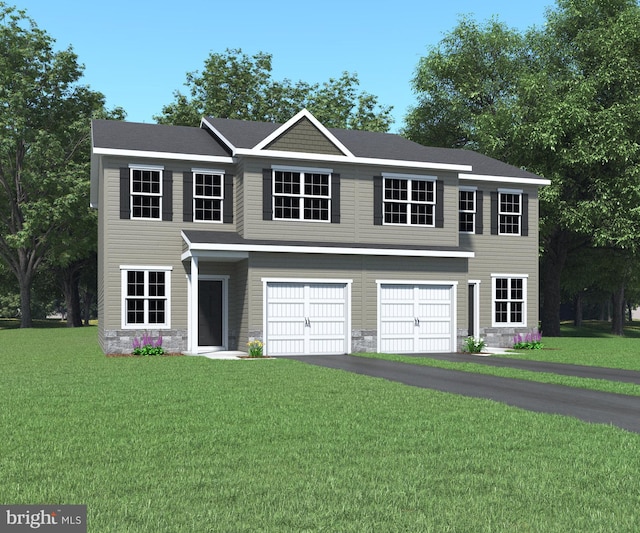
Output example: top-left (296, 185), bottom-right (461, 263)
top-left (266, 282), bottom-right (349, 356)
top-left (380, 283), bottom-right (454, 354)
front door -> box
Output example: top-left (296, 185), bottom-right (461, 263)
top-left (198, 279), bottom-right (223, 348)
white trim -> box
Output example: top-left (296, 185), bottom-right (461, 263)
top-left (491, 273), bottom-right (529, 279)
top-left (459, 185), bottom-right (477, 191)
top-left (253, 109), bottom-right (355, 157)
top-left (120, 266), bottom-right (172, 330)
top-left (235, 147), bottom-right (472, 172)
top-left (199, 117), bottom-right (237, 153)
top-left (468, 280), bottom-right (481, 340)
top-left (381, 172), bottom-right (437, 181)
top-left (272, 164), bottom-right (333, 174)
top-left (192, 167), bottom-right (226, 174)
top-left (180, 237), bottom-right (474, 260)
top-left (376, 280), bottom-right (459, 287)
top-left (460, 173), bottom-right (551, 186)
top-left (181, 250), bottom-right (249, 261)
top-left (128, 163), bottom-right (164, 170)
top-left (262, 277), bottom-right (353, 284)
top-left (93, 146), bottom-right (236, 164)
top-left (498, 187), bottom-right (523, 194)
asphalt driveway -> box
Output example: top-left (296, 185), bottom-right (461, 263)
top-left (287, 354), bottom-right (640, 434)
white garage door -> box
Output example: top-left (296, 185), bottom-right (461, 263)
top-left (379, 283), bottom-right (454, 353)
top-left (265, 281), bottom-right (349, 355)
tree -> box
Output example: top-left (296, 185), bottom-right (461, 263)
top-left (0, 4), bottom-right (106, 327)
top-left (155, 48), bottom-right (394, 132)
top-left (404, 0), bottom-right (640, 336)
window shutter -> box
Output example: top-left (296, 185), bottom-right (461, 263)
top-left (521, 193), bottom-right (529, 236)
top-left (223, 174), bottom-right (234, 224)
top-left (183, 172), bottom-right (193, 222)
top-left (263, 169), bottom-right (272, 221)
top-left (491, 191), bottom-right (498, 235)
top-left (373, 176), bottom-right (383, 225)
top-left (162, 170), bottom-right (173, 221)
top-left (331, 173), bottom-right (340, 223)
top-left (119, 167), bottom-right (130, 219)
top-left (475, 191), bottom-right (484, 235)
top-left (435, 180), bottom-right (444, 228)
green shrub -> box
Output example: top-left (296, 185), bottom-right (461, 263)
top-left (463, 336), bottom-right (486, 353)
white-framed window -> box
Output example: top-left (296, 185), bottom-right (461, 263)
top-left (498, 189), bottom-right (522, 235)
top-left (130, 165), bottom-right (163, 220)
top-left (492, 274), bottom-right (527, 326)
top-left (272, 167), bottom-right (331, 221)
top-left (194, 171), bottom-right (223, 222)
top-left (383, 174), bottom-right (436, 226)
top-left (459, 188), bottom-right (476, 233)
top-left (121, 266), bottom-right (172, 328)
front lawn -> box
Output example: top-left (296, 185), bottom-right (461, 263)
top-left (1, 326), bottom-right (640, 532)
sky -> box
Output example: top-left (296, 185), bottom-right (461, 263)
top-left (18, 0), bottom-right (552, 132)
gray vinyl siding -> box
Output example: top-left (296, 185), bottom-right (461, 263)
top-left (246, 252), bottom-right (468, 335)
top-left (461, 185), bottom-right (540, 329)
top-left (100, 158), bottom-right (237, 334)
top-left (241, 159), bottom-right (459, 248)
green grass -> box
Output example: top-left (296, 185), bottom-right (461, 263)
top-left (2, 326), bottom-right (640, 531)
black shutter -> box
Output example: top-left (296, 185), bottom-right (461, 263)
top-left (119, 167), bottom-right (130, 219)
top-left (162, 170), bottom-right (173, 221)
top-left (491, 191), bottom-right (498, 235)
top-left (435, 180), bottom-right (444, 228)
top-left (331, 173), bottom-right (340, 223)
top-left (263, 169), bottom-right (272, 221)
top-left (521, 193), bottom-right (529, 236)
top-left (223, 174), bottom-right (234, 224)
top-left (183, 172), bottom-right (193, 222)
top-left (475, 190), bottom-right (484, 235)
top-left (373, 176), bottom-right (383, 225)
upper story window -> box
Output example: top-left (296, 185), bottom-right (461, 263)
top-left (121, 266), bottom-right (172, 329)
top-left (194, 172), bottom-right (223, 222)
top-left (273, 169), bottom-right (331, 221)
top-left (376, 173), bottom-right (441, 227)
top-left (120, 165), bottom-right (172, 221)
top-left (261, 166), bottom-right (340, 223)
top-left (499, 191), bottom-right (521, 235)
top-left (131, 167), bottom-right (162, 220)
top-left (459, 188), bottom-right (476, 233)
top-left (383, 177), bottom-right (435, 226)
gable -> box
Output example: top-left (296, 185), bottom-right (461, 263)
top-left (264, 117), bottom-right (345, 155)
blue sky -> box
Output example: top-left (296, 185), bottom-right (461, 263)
top-left (19, 0), bottom-right (552, 132)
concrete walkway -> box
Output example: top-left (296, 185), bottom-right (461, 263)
top-left (286, 354), bottom-right (640, 434)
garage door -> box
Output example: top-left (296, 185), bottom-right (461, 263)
top-left (379, 283), bottom-right (454, 353)
top-left (265, 281), bottom-right (349, 355)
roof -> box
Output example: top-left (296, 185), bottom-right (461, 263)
top-left (91, 111), bottom-right (548, 183)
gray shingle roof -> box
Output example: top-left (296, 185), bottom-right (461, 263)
top-left (92, 115), bottom-right (545, 181)
top-left (91, 119), bottom-right (231, 157)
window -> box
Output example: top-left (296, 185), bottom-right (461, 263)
top-left (121, 266), bottom-right (172, 328)
top-left (459, 189), bottom-right (476, 233)
top-left (498, 191), bottom-right (521, 235)
top-left (383, 176), bottom-right (435, 226)
top-left (492, 275), bottom-right (527, 326)
top-left (131, 167), bottom-right (162, 220)
top-left (194, 172), bottom-right (223, 222)
top-left (272, 169), bottom-right (331, 221)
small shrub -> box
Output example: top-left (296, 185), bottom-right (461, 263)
top-left (513, 330), bottom-right (544, 350)
top-left (463, 336), bottom-right (486, 353)
top-left (247, 340), bottom-right (264, 358)
top-left (132, 332), bottom-right (165, 356)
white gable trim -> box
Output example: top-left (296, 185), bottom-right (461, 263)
top-left (200, 117), bottom-right (237, 153)
top-left (252, 109), bottom-right (355, 157)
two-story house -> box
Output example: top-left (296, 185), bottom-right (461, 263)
top-left (90, 109), bottom-right (550, 355)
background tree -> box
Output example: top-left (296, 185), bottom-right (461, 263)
top-left (155, 48), bottom-right (394, 132)
top-left (0, 4), bottom-right (107, 327)
top-left (404, 0), bottom-right (640, 336)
